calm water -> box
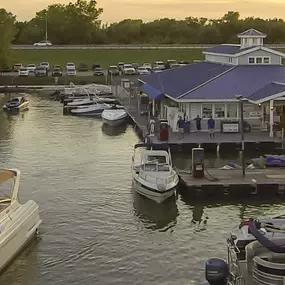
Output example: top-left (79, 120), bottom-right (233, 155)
top-left (0, 94), bottom-right (285, 285)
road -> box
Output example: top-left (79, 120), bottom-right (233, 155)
top-left (11, 44), bottom-right (285, 50)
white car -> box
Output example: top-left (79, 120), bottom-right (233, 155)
top-left (26, 64), bottom-right (36, 73)
top-left (66, 62), bottom-right (76, 70)
top-left (66, 67), bottom-right (76, 76)
top-left (123, 64), bottom-right (136, 75)
top-left (143, 63), bottom-right (152, 71)
top-left (153, 61), bottom-right (165, 70)
top-left (34, 40), bottom-right (52, 47)
top-left (40, 62), bottom-right (50, 71)
top-left (137, 66), bottom-right (150, 75)
top-left (18, 68), bottom-right (29, 77)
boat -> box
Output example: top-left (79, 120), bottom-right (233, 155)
top-left (205, 220), bottom-right (285, 285)
top-left (101, 108), bottom-right (128, 126)
top-left (131, 143), bottom-right (179, 203)
top-left (229, 214), bottom-right (285, 261)
top-left (251, 155), bottom-right (285, 167)
top-left (3, 96), bottom-right (29, 112)
top-left (0, 169), bottom-right (41, 272)
top-left (70, 103), bottom-right (111, 116)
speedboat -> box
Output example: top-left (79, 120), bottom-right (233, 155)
top-left (132, 143), bottom-right (179, 203)
top-left (101, 108), bottom-right (128, 126)
top-left (3, 96), bottom-right (29, 112)
top-left (0, 169), bottom-right (41, 272)
top-left (70, 103), bottom-right (111, 116)
top-left (205, 220), bottom-right (285, 285)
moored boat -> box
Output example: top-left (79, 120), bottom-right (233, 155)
top-left (101, 108), bottom-right (128, 126)
top-left (3, 96), bottom-right (29, 112)
top-left (70, 103), bottom-right (110, 116)
top-left (132, 143), bottom-right (179, 203)
top-left (0, 169), bottom-right (41, 272)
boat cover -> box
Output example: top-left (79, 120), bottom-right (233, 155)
top-left (0, 170), bottom-right (15, 184)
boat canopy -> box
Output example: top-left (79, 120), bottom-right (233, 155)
top-left (0, 169), bottom-right (16, 184)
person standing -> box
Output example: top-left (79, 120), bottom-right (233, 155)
top-left (208, 116), bottom-right (215, 138)
top-left (177, 116), bottom-right (184, 139)
top-left (194, 115), bottom-right (201, 131)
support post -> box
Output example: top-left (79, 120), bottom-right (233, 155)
top-left (45, 12), bottom-right (48, 42)
top-left (282, 128), bottom-right (284, 149)
top-left (240, 101), bottom-right (245, 177)
top-left (269, 100), bottom-right (274, 137)
top-left (152, 100), bottom-right (155, 117)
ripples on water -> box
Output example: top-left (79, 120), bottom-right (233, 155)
top-left (0, 94), bottom-right (284, 285)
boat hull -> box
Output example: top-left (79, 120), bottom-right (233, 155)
top-left (0, 200), bottom-right (41, 272)
top-left (132, 177), bottom-right (176, 203)
top-left (102, 117), bottom-right (127, 126)
top-left (3, 101), bottom-right (29, 112)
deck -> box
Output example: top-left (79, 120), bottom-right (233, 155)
top-left (113, 85), bottom-right (284, 152)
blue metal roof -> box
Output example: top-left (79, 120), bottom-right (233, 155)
top-left (139, 62), bottom-right (234, 99)
top-left (180, 66), bottom-right (285, 100)
top-left (204, 45), bottom-right (254, 55)
top-left (140, 84), bottom-right (164, 100)
top-left (248, 82), bottom-right (285, 101)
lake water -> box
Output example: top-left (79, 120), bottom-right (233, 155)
top-left (0, 94), bottom-right (284, 285)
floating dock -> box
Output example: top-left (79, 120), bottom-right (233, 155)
top-left (177, 168), bottom-right (285, 199)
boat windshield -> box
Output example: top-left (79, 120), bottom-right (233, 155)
top-left (143, 163), bottom-right (170, 172)
top-left (0, 170), bottom-right (15, 210)
top-left (147, 155), bottom-right (167, 164)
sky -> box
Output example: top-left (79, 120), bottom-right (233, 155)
top-left (1, 0), bottom-right (285, 22)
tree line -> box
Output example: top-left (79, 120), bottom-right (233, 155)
top-left (1, 1), bottom-right (285, 46)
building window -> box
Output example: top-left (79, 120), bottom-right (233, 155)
top-left (227, 103), bottom-right (238, 118)
top-left (256, 57), bottom-right (262, 64)
top-left (248, 57), bottom-right (255, 64)
top-left (202, 104), bottom-right (212, 118)
top-left (253, 38), bottom-right (258, 45)
top-left (245, 39), bottom-right (249, 45)
top-left (214, 104), bottom-right (225, 118)
top-left (228, 57), bottom-right (232, 63)
top-left (263, 57), bottom-right (270, 64)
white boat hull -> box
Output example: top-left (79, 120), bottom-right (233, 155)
top-left (102, 117), bottom-right (127, 126)
top-left (132, 177), bottom-right (176, 203)
top-left (101, 109), bottom-right (128, 126)
top-left (0, 200), bottom-right (41, 272)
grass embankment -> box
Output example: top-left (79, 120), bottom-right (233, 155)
top-left (11, 49), bottom-right (204, 68)
top-left (0, 75), bottom-right (106, 86)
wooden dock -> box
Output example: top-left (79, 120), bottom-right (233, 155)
top-left (177, 168), bottom-right (285, 199)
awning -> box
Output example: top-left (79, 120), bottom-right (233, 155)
top-left (140, 84), bottom-right (164, 101)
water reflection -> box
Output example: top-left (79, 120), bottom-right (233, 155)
top-left (101, 123), bottom-right (127, 136)
top-left (132, 190), bottom-right (178, 231)
top-left (0, 238), bottom-right (40, 285)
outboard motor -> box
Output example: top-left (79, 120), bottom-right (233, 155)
top-left (205, 258), bottom-right (229, 285)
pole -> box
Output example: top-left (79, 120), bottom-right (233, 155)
top-left (45, 12), bottom-right (48, 42)
top-left (240, 100), bottom-right (245, 177)
top-left (282, 128), bottom-right (284, 149)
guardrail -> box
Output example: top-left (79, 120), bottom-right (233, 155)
top-left (11, 44), bottom-right (285, 50)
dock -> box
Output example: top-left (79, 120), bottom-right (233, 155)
top-left (112, 83), bottom-right (284, 153)
top-left (177, 168), bottom-right (285, 199)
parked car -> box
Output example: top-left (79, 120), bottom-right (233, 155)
top-left (122, 64), bottom-right (136, 75)
top-left (66, 66), bottom-right (76, 76)
top-left (40, 62), bottom-right (50, 71)
top-left (152, 61), bottom-right (165, 70)
top-left (137, 66), bottom-right (150, 75)
top-left (34, 66), bottom-right (47, 76)
top-left (92, 63), bottom-right (100, 70)
top-left (0, 64), bottom-right (12, 72)
top-left (78, 63), bottom-right (88, 71)
top-left (165, 60), bottom-right (178, 69)
top-left (34, 40), bottom-right (52, 47)
top-left (178, 61), bottom-right (189, 66)
top-left (13, 63), bottom-right (23, 72)
top-left (52, 67), bottom-right (63, 76)
top-left (143, 63), bottom-right (152, 71)
top-left (53, 65), bottom-right (61, 69)
top-left (66, 62), bottom-right (76, 70)
top-left (18, 68), bottom-right (29, 77)
top-left (108, 65), bottom-right (120, 76)
top-left (117, 62), bottom-right (124, 72)
top-left (93, 67), bottom-right (104, 76)
top-left (27, 64), bottom-right (36, 73)
top-left (132, 63), bottom-right (139, 69)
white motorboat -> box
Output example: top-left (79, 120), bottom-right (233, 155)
top-left (132, 143), bottom-right (179, 203)
top-left (230, 214), bottom-right (285, 261)
top-left (3, 95), bottom-right (29, 112)
top-left (70, 103), bottom-right (111, 116)
top-left (0, 169), bottom-right (41, 272)
top-left (101, 108), bottom-right (128, 126)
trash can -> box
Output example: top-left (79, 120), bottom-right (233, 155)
top-left (159, 120), bottom-right (169, 141)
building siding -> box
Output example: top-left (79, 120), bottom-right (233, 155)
top-left (205, 54), bottom-right (237, 65)
top-left (238, 50), bottom-right (281, 65)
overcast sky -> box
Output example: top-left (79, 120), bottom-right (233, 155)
top-left (1, 0), bottom-right (285, 22)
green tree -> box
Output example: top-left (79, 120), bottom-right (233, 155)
top-left (0, 9), bottom-right (17, 68)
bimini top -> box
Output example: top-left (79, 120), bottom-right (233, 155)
top-left (0, 169), bottom-right (18, 185)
